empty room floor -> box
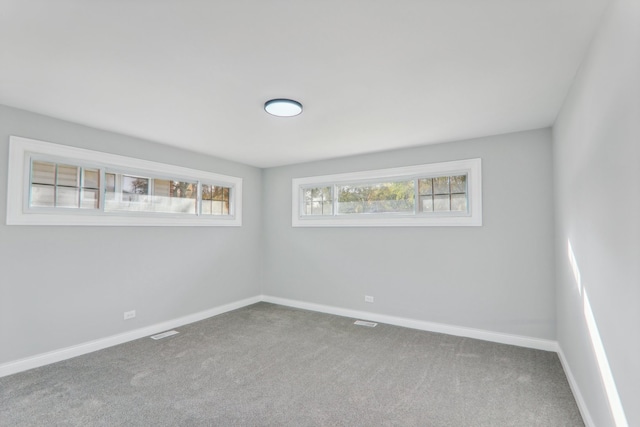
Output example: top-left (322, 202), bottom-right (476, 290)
top-left (0, 303), bottom-right (583, 426)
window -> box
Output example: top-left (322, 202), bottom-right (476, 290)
top-left (30, 161), bottom-right (100, 209)
top-left (7, 136), bottom-right (242, 226)
top-left (292, 158), bottom-right (481, 227)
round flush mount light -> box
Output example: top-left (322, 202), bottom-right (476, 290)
top-left (264, 98), bottom-right (303, 117)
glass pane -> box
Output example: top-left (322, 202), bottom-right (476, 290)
top-left (451, 193), bottom-right (467, 212)
top-left (434, 194), bottom-right (450, 211)
top-left (202, 200), bottom-right (212, 215)
top-left (433, 176), bottom-right (449, 194)
top-left (30, 184), bottom-right (55, 207)
top-left (450, 175), bottom-right (467, 193)
top-left (303, 188), bottom-right (312, 201)
top-left (83, 169), bottom-right (100, 189)
top-left (154, 179), bottom-right (171, 197)
top-left (337, 181), bottom-right (414, 214)
top-left (302, 186), bottom-right (332, 216)
top-left (418, 178), bottom-right (433, 195)
top-left (105, 173), bottom-right (116, 201)
top-left (420, 195), bottom-right (433, 212)
top-left (322, 201), bottom-right (332, 215)
top-left (151, 180), bottom-right (197, 214)
top-left (202, 184), bottom-right (212, 201)
top-left (57, 164), bottom-right (79, 187)
top-left (210, 201), bottom-right (224, 215)
top-left (56, 187), bottom-right (79, 208)
top-left (80, 189), bottom-right (99, 209)
top-left (171, 181), bottom-right (197, 199)
top-left (122, 176), bottom-right (149, 204)
top-left (106, 173), bottom-right (116, 192)
top-left (32, 161), bottom-right (56, 185)
top-left (104, 175), bottom-right (151, 211)
top-left (200, 185), bottom-right (230, 216)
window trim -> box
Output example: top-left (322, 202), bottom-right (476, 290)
top-left (291, 158), bottom-right (482, 227)
top-left (7, 136), bottom-right (242, 226)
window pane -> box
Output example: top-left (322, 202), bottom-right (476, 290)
top-left (106, 173), bottom-right (116, 192)
top-left (32, 161), bottom-right (56, 185)
top-left (434, 194), bottom-right (450, 212)
top-left (57, 165), bottom-right (79, 187)
top-left (202, 200), bottom-right (212, 215)
top-left (322, 201), bottom-right (332, 215)
top-left (30, 184), bottom-right (55, 207)
top-left (152, 180), bottom-right (197, 214)
top-left (105, 175), bottom-right (150, 212)
top-left (212, 186), bottom-right (225, 201)
top-left (154, 179), bottom-right (171, 197)
top-left (123, 175), bottom-right (149, 196)
top-left (105, 173), bottom-right (116, 201)
top-left (202, 184), bottom-right (212, 200)
top-left (450, 175), bottom-right (467, 193)
top-left (211, 201), bottom-right (224, 215)
top-left (202, 185), bottom-right (231, 216)
top-left (83, 169), bottom-right (100, 189)
top-left (451, 193), bottom-right (467, 212)
top-left (419, 174), bottom-right (467, 213)
top-left (337, 181), bottom-right (414, 214)
top-left (56, 187), bottom-right (79, 208)
top-left (420, 195), bottom-right (433, 212)
top-left (418, 178), bottom-right (433, 195)
top-left (80, 189), bottom-right (99, 209)
top-left (302, 186), bottom-right (332, 216)
top-left (433, 176), bottom-right (449, 194)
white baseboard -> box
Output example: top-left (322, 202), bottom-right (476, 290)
top-left (0, 296), bottom-right (261, 378)
top-left (0, 294), bottom-right (559, 379)
top-left (261, 295), bottom-right (558, 352)
top-left (557, 345), bottom-right (596, 427)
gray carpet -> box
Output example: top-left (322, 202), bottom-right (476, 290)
top-left (0, 303), bottom-right (583, 426)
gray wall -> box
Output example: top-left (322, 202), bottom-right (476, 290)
top-left (553, 0), bottom-right (640, 425)
top-left (262, 129), bottom-right (556, 340)
top-left (0, 105), bottom-right (262, 364)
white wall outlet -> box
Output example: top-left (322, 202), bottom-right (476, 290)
top-left (123, 310), bottom-right (136, 320)
top-left (365, 295), bottom-right (374, 303)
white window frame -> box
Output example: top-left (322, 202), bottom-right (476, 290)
top-left (292, 158), bottom-right (482, 227)
top-left (6, 136), bottom-right (243, 226)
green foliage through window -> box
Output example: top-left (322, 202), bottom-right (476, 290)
top-left (301, 175), bottom-right (467, 217)
top-left (337, 180), bottom-right (415, 214)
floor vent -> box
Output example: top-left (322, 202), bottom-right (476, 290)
top-left (354, 320), bottom-right (377, 327)
top-left (150, 330), bottom-right (179, 340)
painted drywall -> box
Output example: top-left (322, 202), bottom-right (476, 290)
top-left (262, 129), bottom-right (556, 340)
top-left (553, 0), bottom-right (640, 425)
top-left (0, 105), bottom-right (262, 365)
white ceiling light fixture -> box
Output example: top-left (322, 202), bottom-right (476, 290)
top-left (264, 98), bottom-right (303, 117)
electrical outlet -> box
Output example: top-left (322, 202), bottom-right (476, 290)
top-left (364, 295), bottom-right (374, 303)
top-left (124, 310), bottom-right (136, 320)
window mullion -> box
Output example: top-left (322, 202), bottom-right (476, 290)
top-left (100, 169), bottom-right (106, 212)
top-left (414, 178), bottom-right (419, 215)
top-left (77, 166), bottom-right (82, 208)
top-left (196, 181), bottom-right (202, 216)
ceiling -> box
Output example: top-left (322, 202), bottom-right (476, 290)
top-left (0, 0), bottom-right (610, 168)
